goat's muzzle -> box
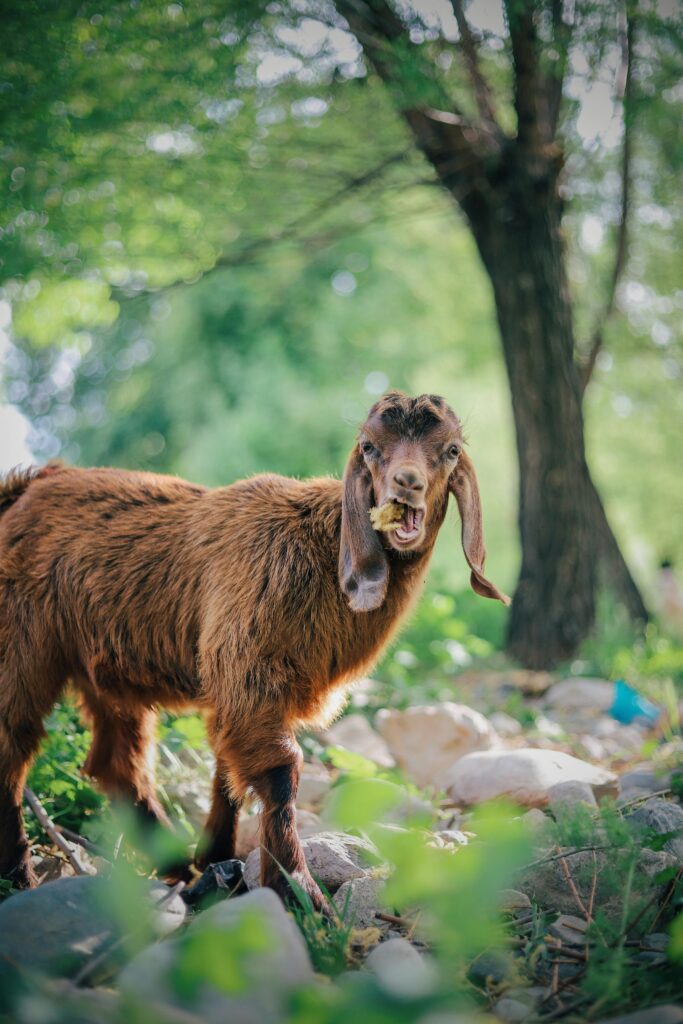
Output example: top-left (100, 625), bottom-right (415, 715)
top-left (385, 497), bottom-right (426, 547)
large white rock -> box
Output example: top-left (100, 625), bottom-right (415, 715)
top-left (120, 888), bottom-right (314, 1024)
top-left (235, 808), bottom-right (322, 860)
top-left (0, 876), bottom-right (186, 988)
top-left (445, 748), bottom-right (619, 807)
top-left (243, 831), bottom-right (380, 893)
top-left (375, 703), bottom-right (498, 789)
top-left (322, 714), bottom-right (396, 768)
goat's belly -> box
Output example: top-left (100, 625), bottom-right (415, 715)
top-left (79, 648), bottom-right (202, 706)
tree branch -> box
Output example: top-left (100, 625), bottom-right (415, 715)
top-left (449, 0), bottom-right (499, 129)
top-left (335, 0), bottom-right (499, 202)
top-left (109, 148), bottom-right (412, 302)
top-left (504, 0), bottom-right (548, 152)
top-left (547, 0), bottom-right (574, 137)
top-left (580, 9), bottom-right (635, 392)
top-left (24, 785), bottom-right (89, 876)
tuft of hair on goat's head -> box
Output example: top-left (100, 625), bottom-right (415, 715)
top-left (339, 390), bottom-right (509, 613)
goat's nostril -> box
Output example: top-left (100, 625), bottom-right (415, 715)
top-left (393, 470), bottom-right (425, 492)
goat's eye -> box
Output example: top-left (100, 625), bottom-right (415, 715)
top-left (361, 441), bottom-right (376, 456)
top-left (447, 444), bottom-right (461, 460)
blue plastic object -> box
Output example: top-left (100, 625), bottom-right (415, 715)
top-left (610, 679), bottom-right (660, 725)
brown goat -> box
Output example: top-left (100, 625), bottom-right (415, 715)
top-left (0, 392), bottom-right (507, 909)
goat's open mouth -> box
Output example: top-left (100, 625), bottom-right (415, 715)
top-left (391, 503), bottom-right (425, 544)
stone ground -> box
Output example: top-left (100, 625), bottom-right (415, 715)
top-left (1, 670), bottom-right (681, 1024)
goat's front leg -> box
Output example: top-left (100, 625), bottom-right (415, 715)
top-left (220, 725), bottom-right (328, 913)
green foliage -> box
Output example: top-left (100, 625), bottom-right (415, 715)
top-left (159, 713), bottom-right (208, 752)
top-left (26, 700), bottom-right (105, 838)
top-left (580, 595), bottom-right (683, 691)
top-left (285, 873), bottom-right (355, 977)
top-left (364, 587), bottom-right (508, 710)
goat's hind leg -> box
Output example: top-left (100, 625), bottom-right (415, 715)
top-left (0, 668), bottom-right (62, 889)
top-left (80, 696), bottom-right (170, 829)
top-left (196, 713), bottom-right (243, 869)
top-left (80, 695), bottom-right (192, 880)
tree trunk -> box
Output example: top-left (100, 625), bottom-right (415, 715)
top-left (331, 0), bottom-right (648, 666)
top-left (587, 479), bottom-right (649, 622)
top-left (462, 167), bottom-right (598, 667)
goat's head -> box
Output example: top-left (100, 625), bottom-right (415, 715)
top-left (339, 391), bottom-right (510, 612)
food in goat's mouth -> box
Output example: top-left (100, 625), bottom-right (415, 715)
top-left (370, 501), bottom-right (425, 542)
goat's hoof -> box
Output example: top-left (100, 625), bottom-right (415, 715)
top-left (276, 871), bottom-right (334, 919)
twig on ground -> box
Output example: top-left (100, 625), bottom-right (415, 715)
top-left (56, 826), bottom-right (108, 859)
top-left (407, 910), bottom-right (422, 941)
top-left (587, 848), bottom-right (598, 923)
top-left (617, 788), bottom-right (672, 811)
top-left (522, 845), bottom-right (613, 871)
top-left (558, 851), bottom-right (591, 921)
top-left (23, 786), bottom-right (88, 876)
top-left (113, 832), bottom-right (124, 861)
top-left (375, 911), bottom-right (418, 929)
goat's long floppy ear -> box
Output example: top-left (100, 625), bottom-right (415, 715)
top-left (339, 447), bottom-right (389, 613)
top-left (449, 450), bottom-right (510, 605)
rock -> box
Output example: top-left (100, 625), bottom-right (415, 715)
top-left (235, 808), bottom-right (322, 860)
top-left (365, 937), bottom-right (437, 997)
top-left (618, 766), bottom-right (670, 805)
top-left (163, 775), bottom-right (212, 831)
top-left (446, 749), bottom-right (619, 807)
top-left (548, 914), bottom-right (589, 945)
top-left (497, 889), bottom-right (532, 912)
top-left (589, 718), bottom-right (647, 756)
top-left (182, 859), bottom-right (245, 909)
top-left (334, 876), bottom-right (385, 929)
top-left (545, 678), bottom-right (614, 712)
top-left (243, 831), bottom-right (380, 893)
top-left (534, 714), bottom-right (565, 740)
top-left (489, 712), bottom-right (523, 737)
top-left (120, 888), bottom-right (314, 1024)
top-left (430, 829), bottom-right (469, 848)
top-left (578, 735), bottom-right (607, 761)
top-left (627, 798), bottom-right (683, 862)
top-left (8, 980), bottom-right (122, 1024)
top-left (494, 998), bottom-right (533, 1022)
top-left (506, 670), bottom-right (554, 696)
top-left (519, 847), bottom-right (677, 922)
top-left (505, 986), bottom-right (548, 1007)
top-left (297, 763), bottom-right (332, 809)
top-left (467, 950), bottom-right (516, 988)
top-left (375, 703), bottom-right (498, 790)
top-left (0, 876), bottom-right (186, 989)
top-left (593, 1007), bottom-right (683, 1024)
top-left (521, 807), bottom-right (552, 836)
top-left (641, 932), bottom-right (669, 952)
top-left (547, 780), bottom-right (598, 818)
top-left (322, 714), bottom-right (395, 768)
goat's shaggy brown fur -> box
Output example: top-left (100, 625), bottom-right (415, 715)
top-left (0, 392), bottom-right (507, 908)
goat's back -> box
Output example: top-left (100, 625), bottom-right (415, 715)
top-left (0, 465), bottom-right (423, 724)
